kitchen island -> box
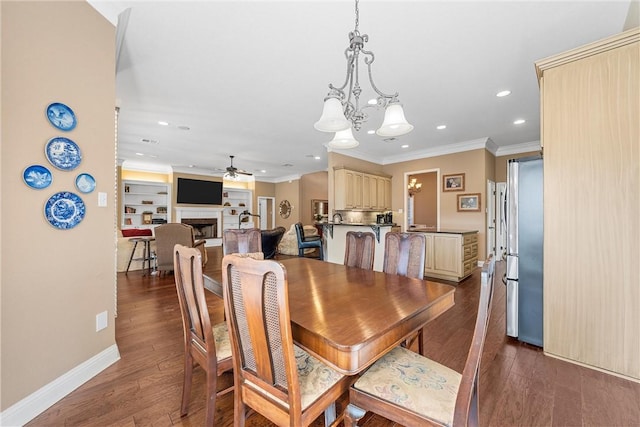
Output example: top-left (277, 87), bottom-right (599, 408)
top-left (407, 228), bottom-right (479, 282)
top-left (323, 223), bottom-right (398, 272)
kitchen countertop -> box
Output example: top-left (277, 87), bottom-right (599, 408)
top-left (407, 227), bottom-right (478, 234)
top-left (323, 222), bottom-right (396, 227)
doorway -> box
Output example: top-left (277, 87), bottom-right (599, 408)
top-left (404, 169), bottom-right (439, 229)
top-left (258, 197), bottom-right (275, 229)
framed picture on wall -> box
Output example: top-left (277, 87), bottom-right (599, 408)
top-left (443, 173), bottom-right (465, 192)
top-left (457, 193), bottom-right (481, 212)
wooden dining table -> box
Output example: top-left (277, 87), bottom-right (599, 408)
top-left (204, 257), bottom-right (455, 375)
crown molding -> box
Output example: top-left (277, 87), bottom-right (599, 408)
top-left (495, 140), bottom-right (541, 157)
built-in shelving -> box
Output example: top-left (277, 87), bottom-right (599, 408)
top-left (222, 188), bottom-right (253, 230)
top-left (121, 180), bottom-right (171, 230)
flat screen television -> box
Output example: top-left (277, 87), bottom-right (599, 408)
top-left (176, 178), bottom-right (223, 205)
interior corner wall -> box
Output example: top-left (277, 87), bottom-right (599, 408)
top-left (1, 1), bottom-right (116, 411)
top-left (300, 171), bottom-right (328, 224)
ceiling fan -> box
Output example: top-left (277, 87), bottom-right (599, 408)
top-left (223, 155), bottom-right (253, 179)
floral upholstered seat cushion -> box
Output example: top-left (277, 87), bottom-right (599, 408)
top-left (294, 345), bottom-right (345, 409)
top-left (353, 346), bottom-right (461, 426)
top-left (212, 322), bottom-right (232, 361)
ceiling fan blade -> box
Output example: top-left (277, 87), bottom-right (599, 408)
top-left (237, 170), bottom-right (253, 176)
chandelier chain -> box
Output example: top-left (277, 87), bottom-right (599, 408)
top-left (355, 0), bottom-right (359, 33)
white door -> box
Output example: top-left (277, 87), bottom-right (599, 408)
top-left (258, 197), bottom-right (275, 229)
top-left (486, 180), bottom-right (496, 258)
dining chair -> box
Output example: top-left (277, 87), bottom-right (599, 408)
top-left (221, 254), bottom-right (352, 426)
top-left (173, 244), bottom-right (233, 426)
top-left (383, 232), bottom-right (427, 354)
top-left (295, 222), bottom-right (324, 260)
top-left (345, 255), bottom-right (496, 427)
top-left (155, 223), bottom-right (207, 275)
top-left (222, 228), bottom-right (262, 255)
top-left (382, 232), bottom-right (426, 279)
top-left (344, 231), bottom-right (375, 270)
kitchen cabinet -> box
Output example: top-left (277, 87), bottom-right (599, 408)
top-left (413, 230), bottom-right (478, 282)
top-left (535, 28), bottom-right (639, 380)
top-left (334, 168), bottom-right (391, 210)
top-left (121, 180), bottom-right (171, 230)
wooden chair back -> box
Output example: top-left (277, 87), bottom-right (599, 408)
top-left (173, 244), bottom-right (232, 425)
top-left (453, 254), bottom-right (496, 426)
top-left (382, 232), bottom-right (426, 279)
top-left (344, 231), bottom-right (375, 270)
top-left (156, 223), bottom-right (207, 273)
top-left (222, 254), bottom-right (349, 426)
top-left (222, 228), bottom-right (262, 255)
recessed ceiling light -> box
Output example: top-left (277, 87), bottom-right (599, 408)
top-left (496, 90), bottom-right (511, 97)
top-left (260, 169), bottom-right (267, 173)
top-left (158, 121), bottom-right (169, 126)
top-left (436, 125), bottom-right (447, 130)
top-left (314, 156), bottom-right (321, 160)
top-left (513, 119), bottom-right (526, 125)
top-left (401, 144), bottom-right (409, 148)
top-left (367, 98), bottom-right (378, 105)
top-left (188, 165), bottom-right (195, 168)
top-left (367, 130), bottom-right (375, 135)
top-left (135, 152), bottom-right (144, 156)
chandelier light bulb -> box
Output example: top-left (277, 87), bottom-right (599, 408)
top-left (327, 128), bottom-right (360, 149)
top-left (314, 97), bottom-right (351, 132)
top-left (376, 102), bottom-right (414, 137)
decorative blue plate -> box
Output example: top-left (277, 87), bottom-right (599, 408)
top-left (46, 102), bottom-right (77, 131)
top-left (44, 191), bottom-right (86, 229)
top-left (75, 173), bottom-right (96, 193)
top-left (23, 164), bottom-right (53, 189)
top-left (45, 137), bottom-right (82, 171)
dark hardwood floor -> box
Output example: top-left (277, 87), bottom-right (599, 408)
top-left (28, 247), bottom-right (639, 426)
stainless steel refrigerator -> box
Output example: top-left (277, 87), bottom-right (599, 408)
top-left (505, 155), bottom-right (543, 347)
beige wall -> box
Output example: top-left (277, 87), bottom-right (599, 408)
top-left (275, 179), bottom-right (300, 230)
top-left (383, 149), bottom-right (491, 261)
top-left (300, 171), bottom-right (328, 224)
top-left (1, 1), bottom-right (116, 410)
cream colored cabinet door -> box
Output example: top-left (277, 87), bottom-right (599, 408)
top-left (362, 174), bottom-right (372, 209)
top-left (369, 175), bottom-right (379, 209)
top-left (424, 233), bottom-right (434, 271)
top-left (431, 234), bottom-right (462, 277)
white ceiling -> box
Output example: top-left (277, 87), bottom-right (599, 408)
top-left (89, 0), bottom-right (633, 182)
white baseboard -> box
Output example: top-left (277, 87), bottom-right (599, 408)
top-left (0, 344), bottom-right (120, 427)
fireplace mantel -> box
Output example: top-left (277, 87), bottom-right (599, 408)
top-left (174, 207), bottom-right (223, 247)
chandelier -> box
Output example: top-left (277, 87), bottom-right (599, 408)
top-left (314, 0), bottom-right (413, 149)
top-left (408, 178), bottom-right (422, 196)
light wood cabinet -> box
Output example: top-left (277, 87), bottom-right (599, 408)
top-left (419, 231), bottom-right (478, 282)
top-left (535, 28), bottom-right (639, 380)
top-left (121, 180), bottom-right (171, 230)
top-left (334, 168), bottom-right (391, 210)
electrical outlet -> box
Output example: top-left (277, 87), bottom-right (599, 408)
top-left (96, 311), bottom-right (108, 331)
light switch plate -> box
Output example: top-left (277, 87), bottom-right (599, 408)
top-left (96, 311), bottom-right (108, 331)
top-left (98, 192), bottom-right (107, 207)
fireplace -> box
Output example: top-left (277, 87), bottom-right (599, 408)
top-left (174, 207), bottom-right (224, 247)
top-left (181, 218), bottom-right (217, 239)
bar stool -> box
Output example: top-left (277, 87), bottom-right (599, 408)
top-left (125, 236), bottom-right (156, 275)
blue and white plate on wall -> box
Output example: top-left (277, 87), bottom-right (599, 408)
top-left (23, 164), bottom-right (53, 189)
top-left (75, 173), bottom-right (96, 193)
top-left (44, 191), bottom-right (86, 229)
top-left (46, 102), bottom-right (77, 131)
top-left (45, 137), bottom-right (82, 171)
